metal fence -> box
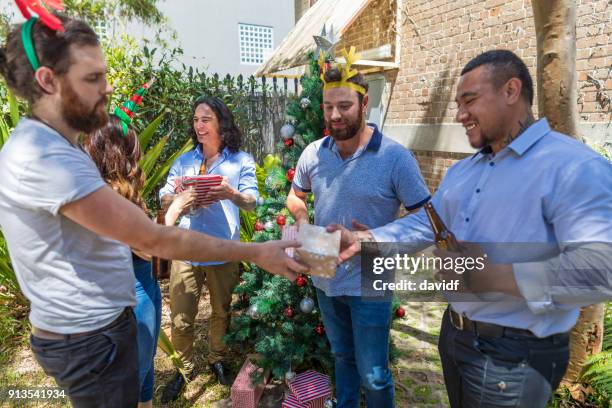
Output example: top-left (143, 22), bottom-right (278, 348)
top-left (230, 74), bottom-right (300, 163)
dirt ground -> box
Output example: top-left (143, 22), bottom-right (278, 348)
top-left (0, 283), bottom-right (449, 407)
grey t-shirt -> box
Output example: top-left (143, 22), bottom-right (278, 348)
top-left (0, 119), bottom-right (135, 334)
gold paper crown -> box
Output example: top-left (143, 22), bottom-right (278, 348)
top-left (318, 46), bottom-right (366, 95)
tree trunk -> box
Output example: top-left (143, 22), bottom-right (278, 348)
top-left (532, 0), bottom-right (579, 138)
top-left (561, 304), bottom-right (605, 399)
top-left (531, 0), bottom-right (604, 400)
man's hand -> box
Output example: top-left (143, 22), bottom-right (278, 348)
top-left (326, 223), bottom-right (360, 263)
top-left (207, 176), bottom-right (236, 202)
top-left (351, 219), bottom-right (369, 231)
top-left (252, 240), bottom-right (309, 280)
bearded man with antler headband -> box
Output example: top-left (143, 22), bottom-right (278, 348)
top-left (286, 46), bottom-right (431, 407)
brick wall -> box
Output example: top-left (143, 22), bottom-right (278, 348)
top-left (337, 0), bottom-right (396, 56)
top-left (298, 0), bottom-right (611, 191)
top-left (298, 0), bottom-right (612, 124)
top-left (384, 0), bottom-right (612, 126)
top-left (413, 150), bottom-right (471, 192)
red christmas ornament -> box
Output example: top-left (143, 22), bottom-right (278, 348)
top-left (284, 138), bottom-right (294, 147)
top-left (315, 323), bottom-right (325, 336)
top-left (276, 214), bottom-right (286, 226)
top-left (296, 275), bottom-right (307, 287)
top-left (254, 220), bottom-right (264, 232)
top-left (395, 307), bottom-right (406, 318)
top-left (286, 168), bottom-right (295, 182)
top-left (323, 128), bottom-right (330, 136)
top-left (284, 307), bottom-right (295, 318)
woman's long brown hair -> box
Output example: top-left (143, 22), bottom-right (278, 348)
top-left (83, 115), bottom-right (148, 213)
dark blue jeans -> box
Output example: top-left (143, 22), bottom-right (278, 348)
top-left (30, 309), bottom-right (139, 408)
top-left (316, 288), bottom-right (395, 408)
top-left (438, 309), bottom-right (570, 408)
top-left (134, 258), bottom-right (161, 402)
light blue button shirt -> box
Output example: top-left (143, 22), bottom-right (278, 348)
top-left (159, 146), bottom-right (259, 266)
top-left (372, 119), bottom-right (612, 337)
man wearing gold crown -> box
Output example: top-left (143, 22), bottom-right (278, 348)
top-left (287, 47), bottom-right (431, 407)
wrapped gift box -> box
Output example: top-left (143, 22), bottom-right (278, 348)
top-left (281, 224), bottom-right (339, 278)
top-left (282, 393), bottom-right (308, 408)
top-left (174, 175), bottom-right (223, 206)
top-left (286, 370), bottom-right (332, 408)
top-left (231, 357), bottom-right (269, 408)
top-left (281, 225), bottom-right (298, 257)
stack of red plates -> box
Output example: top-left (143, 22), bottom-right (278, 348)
top-left (174, 175), bottom-right (223, 206)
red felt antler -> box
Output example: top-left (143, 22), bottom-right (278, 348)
top-left (15, 0), bottom-right (65, 32)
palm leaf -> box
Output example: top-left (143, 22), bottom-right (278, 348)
top-left (138, 111), bottom-right (166, 151)
top-left (581, 351), bottom-right (612, 396)
top-left (603, 302), bottom-right (612, 351)
top-left (140, 133), bottom-right (168, 176)
top-left (580, 303), bottom-right (612, 400)
top-left (0, 116), bottom-right (10, 147)
top-left (0, 232), bottom-right (26, 306)
top-left (240, 209), bottom-right (256, 243)
top-left (157, 328), bottom-right (188, 382)
top-left (141, 138), bottom-right (193, 199)
top-left (7, 90), bottom-right (19, 128)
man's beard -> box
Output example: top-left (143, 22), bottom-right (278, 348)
top-left (326, 109), bottom-right (363, 141)
top-left (60, 80), bottom-right (109, 134)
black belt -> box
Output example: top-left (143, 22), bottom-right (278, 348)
top-left (448, 308), bottom-right (535, 338)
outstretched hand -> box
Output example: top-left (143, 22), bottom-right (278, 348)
top-left (253, 240), bottom-right (309, 281)
top-left (326, 223), bottom-right (361, 263)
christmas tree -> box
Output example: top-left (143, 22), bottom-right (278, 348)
top-left (225, 52), bottom-right (333, 380)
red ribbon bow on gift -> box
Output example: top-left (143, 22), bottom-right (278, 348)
top-left (15, 0), bottom-right (65, 32)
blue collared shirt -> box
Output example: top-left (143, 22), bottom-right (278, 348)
top-left (372, 119), bottom-right (612, 337)
top-left (294, 123), bottom-right (431, 296)
top-left (160, 146), bottom-right (259, 266)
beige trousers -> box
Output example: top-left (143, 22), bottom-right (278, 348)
top-left (169, 260), bottom-right (240, 374)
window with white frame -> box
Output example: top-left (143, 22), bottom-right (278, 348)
top-left (93, 18), bottom-right (110, 41)
top-left (238, 23), bottom-right (273, 65)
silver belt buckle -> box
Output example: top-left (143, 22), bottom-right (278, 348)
top-left (450, 309), bottom-right (464, 330)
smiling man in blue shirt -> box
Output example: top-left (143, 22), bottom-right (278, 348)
top-left (159, 96), bottom-right (259, 400)
top-left (332, 50), bottom-right (612, 407)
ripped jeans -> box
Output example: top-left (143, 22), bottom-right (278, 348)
top-left (438, 309), bottom-right (570, 408)
top-left (315, 288), bottom-right (394, 408)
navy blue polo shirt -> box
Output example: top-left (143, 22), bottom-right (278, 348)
top-left (293, 123), bottom-right (430, 296)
